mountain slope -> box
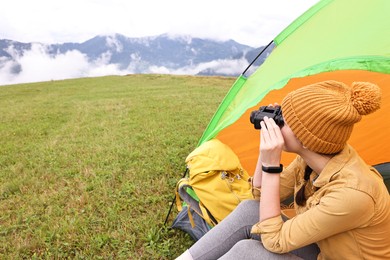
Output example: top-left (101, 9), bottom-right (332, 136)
top-left (0, 34), bottom-right (271, 85)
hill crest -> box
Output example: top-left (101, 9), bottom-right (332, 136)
top-left (0, 34), bottom-right (271, 85)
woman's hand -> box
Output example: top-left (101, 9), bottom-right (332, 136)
top-left (259, 116), bottom-right (284, 222)
top-left (259, 116), bottom-right (284, 167)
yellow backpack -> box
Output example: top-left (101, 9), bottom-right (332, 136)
top-left (175, 139), bottom-right (253, 228)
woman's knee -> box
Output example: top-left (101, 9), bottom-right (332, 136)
top-left (219, 240), bottom-right (264, 259)
top-left (225, 199), bottom-right (259, 227)
top-left (222, 240), bottom-right (302, 260)
top-left (231, 239), bottom-right (259, 251)
top-left (234, 199), bottom-right (259, 216)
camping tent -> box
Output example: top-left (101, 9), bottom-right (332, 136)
top-left (198, 0), bottom-right (390, 176)
top-left (169, 0), bottom-right (390, 234)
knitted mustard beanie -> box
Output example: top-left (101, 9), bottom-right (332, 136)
top-left (281, 80), bottom-right (381, 154)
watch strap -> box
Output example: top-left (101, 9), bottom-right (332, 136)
top-left (262, 164), bottom-right (283, 174)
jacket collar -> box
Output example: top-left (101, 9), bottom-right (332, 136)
top-left (313, 145), bottom-right (353, 188)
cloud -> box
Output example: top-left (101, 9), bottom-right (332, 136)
top-left (148, 57), bottom-right (250, 76)
top-left (105, 36), bottom-right (124, 53)
top-left (0, 0), bottom-right (319, 85)
top-left (0, 44), bottom-right (133, 86)
top-left (1, 0), bottom-right (319, 47)
top-left (0, 43), bottom-right (253, 86)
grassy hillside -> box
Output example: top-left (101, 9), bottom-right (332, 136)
top-left (0, 74), bottom-right (234, 259)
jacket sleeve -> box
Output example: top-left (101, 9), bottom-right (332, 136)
top-left (278, 157), bottom-right (299, 202)
top-left (251, 188), bottom-right (375, 253)
top-left (249, 177), bottom-right (261, 200)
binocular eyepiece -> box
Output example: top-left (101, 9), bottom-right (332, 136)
top-left (250, 106), bottom-right (284, 130)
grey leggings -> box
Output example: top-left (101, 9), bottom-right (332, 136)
top-left (188, 200), bottom-right (320, 260)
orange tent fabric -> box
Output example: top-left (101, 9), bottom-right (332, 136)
top-left (217, 70), bottom-right (390, 174)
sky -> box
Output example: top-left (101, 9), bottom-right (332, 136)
top-left (0, 0), bottom-right (319, 85)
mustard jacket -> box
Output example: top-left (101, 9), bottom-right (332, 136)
top-left (251, 145), bottom-right (390, 259)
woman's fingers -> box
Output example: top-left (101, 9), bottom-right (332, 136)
top-left (268, 117), bottom-right (284, 141)
top-left (260, 117), bottom-right (284, 162)
top-left (262, 117), bottom-right (282, 142)
top-left (267, 103), bottom-right (279, 108)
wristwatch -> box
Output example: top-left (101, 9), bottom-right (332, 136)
top-left (262, 164), bottom-right (283, 174)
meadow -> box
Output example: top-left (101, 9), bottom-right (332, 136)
top-left (0, 74), bottom-right (234, 259)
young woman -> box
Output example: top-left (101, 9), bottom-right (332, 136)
top-left (177, 80), bottom-right (390, 259)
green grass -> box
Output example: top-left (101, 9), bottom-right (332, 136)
top-left (0, 74), bottom-right (234, 259)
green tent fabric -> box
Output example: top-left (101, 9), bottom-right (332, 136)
top-left (169, 0), bottom-right (390, 238)
top-left (198, 0), bottom-right (390, 146)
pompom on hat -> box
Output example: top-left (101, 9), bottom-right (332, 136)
top-left (281, 80), bottom-right (382, 154)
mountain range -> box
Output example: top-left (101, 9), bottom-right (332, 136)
top-left (0, 33), bottom-right (272, 83)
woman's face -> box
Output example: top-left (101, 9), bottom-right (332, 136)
top-left (280, 123), bottom-right (304, 153)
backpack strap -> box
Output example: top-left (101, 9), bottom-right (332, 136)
top-left (198, 201), bottom-right (218, 226)
top-left (176, 178), bottom-right (218, 227)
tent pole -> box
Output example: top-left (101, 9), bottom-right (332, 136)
top-left (164, 167), bottom-right (189, 226)
top-left (242, 40), bottom-right (274, 76)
